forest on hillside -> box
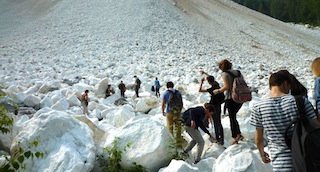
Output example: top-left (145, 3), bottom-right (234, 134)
top-left (232, 0), bottom-right (320, 26)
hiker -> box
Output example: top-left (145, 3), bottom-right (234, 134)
top-left (118, 81), bottom-right (126, 98)
top-left (214, 59), bottom-right (244, 144)
top-left (250, 71), bottom-right (318, 172)
top-left (182, 103), bottom-right (216, 164)
top-left (134, 76), bottom-right (141, 97)
top-left (81, 90), bottom-right (89, 115)
top-left (105, 84), bottom-right (115, 98)
top-left (154, 77), bottom-right (161, 97)
top-left (311, 57), bottom-right (320, 116)
top-left (199, 73), bottom-right (225, 145)
top-left (278, 70), bottom-right (308, 97)
top-left (161, 81), bottom-right (184, 148)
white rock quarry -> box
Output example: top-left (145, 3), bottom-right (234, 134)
top-left (105, 117), bottom-right (172, 172)
top-left (11, 110), bottom-right (96, 172)
top-left (0, 0), bottom-right (319, 171)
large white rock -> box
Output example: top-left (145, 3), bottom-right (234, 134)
top-left (40, 95), bottom-right (53, 108)
top-left (51, 97), bottom-right (70, 111)
top-left (24, 95), bottom-right (41, 107)
top-left (15, 92), bottom-right (27, 104)
top-left (11, 110), bottom-right (95, 172)
top-left (215, 142), bottom-right (272, 172)
top-left (159, 159), bottom-right (199, 172)
top-left (23, 83), bottom-right (42, 95)
top-left (67, 94), bottom-right (81, 107)
top-left (50, 90), bottom-right (64, 104)
top-left (102, 107), bottom-right (135, 127)
top-left (38, 80), bottom-right (61, 94)
top-left (73, 83), bottom-right (93, 94)
top-left (135, 97), bottom-right (159, 113)
top-left (94, 78), bottom-right (109, 98)
top-left (106, 117), bottom-right (172, 171)
top-left (203, 143), bottom-right (226, 159)
top-left (195, 157), bottom-right (215, 172)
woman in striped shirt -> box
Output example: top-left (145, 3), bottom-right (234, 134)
top-left (250, 71), bottom-right (318, 172)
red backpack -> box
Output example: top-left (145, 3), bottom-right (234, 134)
top-left (225, 70), bottom-right (252, 103)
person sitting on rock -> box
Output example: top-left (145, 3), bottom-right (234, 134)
top-left (105, 84), bottom-right (115, 98)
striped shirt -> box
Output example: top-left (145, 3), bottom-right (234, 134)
top-left (250, 95), bottom-right (316, 172)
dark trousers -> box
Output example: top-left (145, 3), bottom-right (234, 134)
top-left (212, 104), bottom-right (224, 143)
top-left (225, 99), bottom-right (242, 138)
top-left (120, 91), bottom-right (125, 97)
top-left (135, 87), bottom-right (139, 97)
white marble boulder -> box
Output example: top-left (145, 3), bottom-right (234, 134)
top-left (105, 117), bottom-right (172, 171)
top-left (11, 110), bottom-right (96, 172)
top-left (101, 107), bottom-right (135, 127)
top-left (23, 95), bottom-right (41, 108)
top-left (159, 159), bottom-right (199, 172)
top-left (135, 97), bottom-right (159, 113)
top-left (94, 78), bottom-right (109, 98)
top-left (215, 143), bottom-right (272, 172)
top-left (51, 97), bottom-right (70, 111)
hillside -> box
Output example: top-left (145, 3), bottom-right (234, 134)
top-left (0, 0), bottom-right (320, 171)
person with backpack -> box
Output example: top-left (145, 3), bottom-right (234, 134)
top-left (311, 57), bottom-right (320, 116)
top-left (118, 81), bottom-right (126, 98)
top-left (182, 103), bottom-right (216, 164)
top-left (214, 59), bottom-right (247, 144)
top-left (134, 76), bottom-right (141, 97)
top-left (161, 81), bottom-right (184, 148)
top-left (81, 90), bottom-right (89, 115)
top-left (154, 77), bottom-right (161, 97)
top-left (250, 71), bottom-right (319, 172)
top-left (199, 74), bottom-right (225, 145)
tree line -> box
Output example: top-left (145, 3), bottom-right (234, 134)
top-left (232, 0), bottom-right (320, 26)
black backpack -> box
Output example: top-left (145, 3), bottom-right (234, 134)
top-left (167, 90), bottom-right (183, 112)
top-left (285, 96), bottom-right (320, 172)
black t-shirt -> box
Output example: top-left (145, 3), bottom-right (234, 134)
top-left (207, 81), bottom-right (225, 105)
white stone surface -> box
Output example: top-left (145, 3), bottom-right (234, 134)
top-left (135, 97), bottom-right (159, 113)
top-left (101, 107), bottom-right (135, 127)
top-left (94, 78), bottom-right (109, 98)
top-left (105, 117), bottom-right (172, 172)
top-left (215, 143), bottom-right (272, 172)
top-left (23, 95), bottom-right (41, 107)
top-left (51, 97), bottom-right (69, 111)
top-left (11, 110), bottom-right (96, 172)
